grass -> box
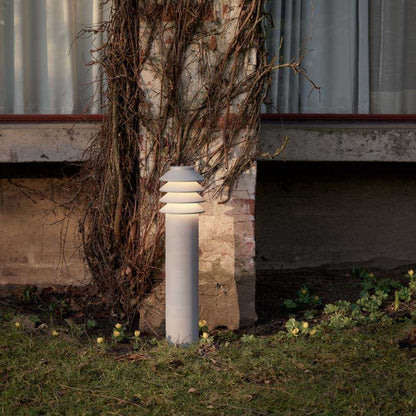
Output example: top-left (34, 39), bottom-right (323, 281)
top-left (1, 311), bottom-right (416, 415)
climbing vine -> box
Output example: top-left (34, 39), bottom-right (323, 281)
top-left (78, 0), bottom-right (304, 322)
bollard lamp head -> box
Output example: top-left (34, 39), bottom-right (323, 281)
top-left (159, 166), bottom-right (205, 214)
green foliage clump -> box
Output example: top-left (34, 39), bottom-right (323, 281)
top-left (282, 285), bottom-right (322, 312)
top-left (282, 268), bottom-right (416, 339)
top-left (352, 267), bottom-right (401, 297)
top-left (241, 334), bottom-right (256, 343)
top-left (285, 318), bottom-right (317, 338)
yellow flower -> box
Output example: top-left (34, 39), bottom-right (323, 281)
top-left (291, 328), bottom-right (299, 335)
top-left (369, 273), bottom-right (374, 278)
top-left (97, 337), bottom-right (104, 344)
top-left (198, 320), bottom-right (207, 327)
top-left (408, 269), bottom-right (414, 277)
top-left (314, 296), bottom-right (319, 301)
top-left (202, 332), bottom-right (209, 339)
top-left (113, 330), bottom-right (121, 338)
top-left (134, 330), bottom-right (140, 337)
top-left (301, 289), bottom-right (307, 295)
top-left (302, 322), bottom-right (309, 329)
top-left (15, 322), bottom-right (21, 328)
top-left (115, 323), bottom-right (122, 329)
top-left (310, 329), bottom-right (317, 336)
top-left (52, 330), bottom-right (59, 337)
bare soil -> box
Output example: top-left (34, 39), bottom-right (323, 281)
top-left (0, 265), bottom-right (411, 337)
top-left (254, 266), bottom-right (411, 334)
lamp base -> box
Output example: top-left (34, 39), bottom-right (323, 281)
top-left (165, 214), bottom-right (199, 345)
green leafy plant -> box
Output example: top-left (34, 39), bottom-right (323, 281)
top-left (353, 268), bottom-right (402, 298)
top-left (86, 319), bottom-right (97, 329)
top-left (216, 331), bottom-right (239, 344)
top-left (198, 320), bottom-right (209, 334)
top-left (356, 290), bottom-right (388, 313)
top-left (22, 285), bottom-right (39, 304)
top-left (284, 318), bottom-right (316, 338)
top-left (281, 268), bottom-right (415, 339)
top-left (303, 309), bottom-right (316, 320)
top-left (200, 332), bottom-right (213, 344)
top-left (296, 285), bottom-right (322, 307)
top-left (112, 323), bottom-right (126, 342)
top-left (328, 313), bottom-right (353, 329)
top-left (198, 320), bottom-right (213, 344)
top-left (406, 269), bottom-right (416, 293)
top-left (241, 334), bottom-right (256, 343)
top-left (324, 300), bottom-right (352, 315)
top-left (352, 267), bottom-right (372, 280)
top-left (132, 330), bottom-right (143, 350)
top-left (282, 285), bottom-right (322, 312)
top-left (285, 318), bottom-right (301, 338)
top-left (282, 299), bottom-right (297, 310)
top-left (397, 287), bottom-right (411, 303)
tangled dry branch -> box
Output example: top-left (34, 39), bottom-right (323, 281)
top-left (78, 0), bottom-right (306, 322)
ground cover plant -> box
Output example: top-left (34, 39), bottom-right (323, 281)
top-left (1, 269), bottom-right (416, 415)
top-left (279, 269), bottom-right (416, 340)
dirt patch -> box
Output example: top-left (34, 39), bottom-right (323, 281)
top-left (255, 266), bottom-right (411, 332)
top-left (0, 265), bottom-right (412, 338)
top-left (0, 284), bottom-right (119, 336)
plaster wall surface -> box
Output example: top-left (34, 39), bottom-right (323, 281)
top-left (0, 123), bottom-right (96, 163)
top-left (0, 121), bottom-right (257, 330)
top-left (0, 178), bottom-right (86, 286)
top-left (2, 120), bottom-right (416, 329)
top-left (257, 121), bottom-right (416, 271)
top-left (256, 161), bottom-right (416, 271)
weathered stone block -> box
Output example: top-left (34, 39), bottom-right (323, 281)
top-left (0, 179), bottom-right (86, 286)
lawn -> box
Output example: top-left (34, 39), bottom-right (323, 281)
top-left (1, 309), bottom-right (415, 415)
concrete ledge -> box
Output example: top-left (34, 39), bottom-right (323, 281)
top-left (0, 123), bottom-right (98, 163)
top-left (2, 122), bottom-right (416, 164)
top-left (260, 122), bottom-right (416, 162)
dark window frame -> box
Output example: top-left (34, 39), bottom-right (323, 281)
top-left (2, 114), bottom-right (416, 123)
top-left (0, 114), bottom-right (103, 123)
top-left (261, 114), bottom-right (416, 122)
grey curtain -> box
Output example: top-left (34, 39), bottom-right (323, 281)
top-left (265, 0), bottom-right (370, 114)
top-left (0, 0), bottom-right (104, 114)
top-left (266, 0), bottom-right (416, 114)
top-left (370, 0), bottom-right (416, 114)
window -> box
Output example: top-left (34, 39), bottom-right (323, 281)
top-left (0, 0), bottom-right (104, 114)
top-left (264, 0), bottom-right (416, 114)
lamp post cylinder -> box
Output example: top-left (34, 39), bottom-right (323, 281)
top-left (165, 214), bottom-right (199, 345)
top-left (159, 166), bottom-right (205, 346)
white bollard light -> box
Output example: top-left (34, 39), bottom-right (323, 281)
top-left (159, 166), bottom-right (205, 345)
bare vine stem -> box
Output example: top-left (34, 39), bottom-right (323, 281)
top-left (77, 0), bottom-right (313, 322)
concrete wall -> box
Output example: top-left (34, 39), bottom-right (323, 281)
top-left (0, 176), bottom-right (86, 286)
top-left (0, 123), bottom-right (94, 162)
top-left (2, 118), bottom-right (416, 329)
top-left (0, 120), bottom-right (257, 329)
top-left (0, 0), bottom-right (260, 331)
top-left (257, 121), bottom-right (416, 271)
top-left (3, 119), bottom-right (416, 327)
top-left (256, 161), bottom-right (416, 271)
top-left (260, 121), bottom-right (416, 162)
top-left (0, 123), bottom-right (95, 287)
